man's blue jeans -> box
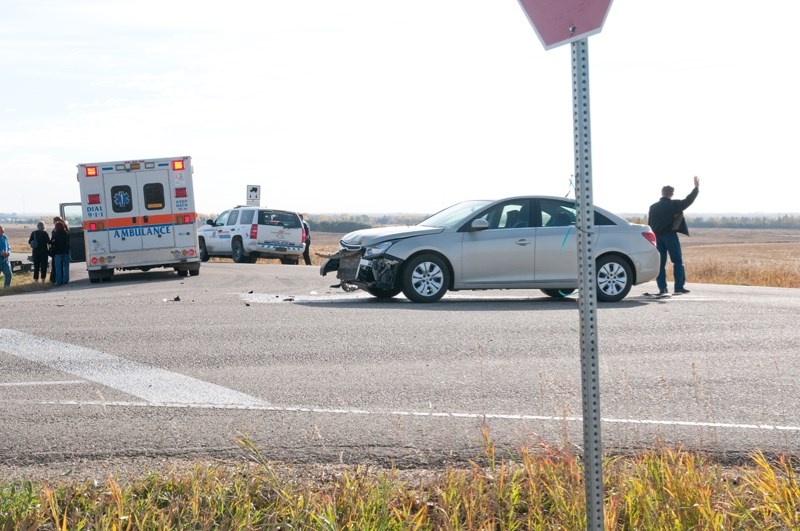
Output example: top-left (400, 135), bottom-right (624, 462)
top-left (656, 232), bottom-right (685, 292)
top-left (0, 259), bottom-right (11, 287)
top-left (54, 254), bottom-right (70, 285)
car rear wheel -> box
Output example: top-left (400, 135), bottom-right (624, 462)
top-left (199, 238), bottom-right (209, 262)
top-left (596, 255), bottom-right (632, 302)
top-left (541, 288), bottom-right (576, 298)
top-left (231, 239), bottom-right (249, 263)
top-left (401, 254), bottom-right (450, 303)
top-left (366, 287), bottom-right (402, 299)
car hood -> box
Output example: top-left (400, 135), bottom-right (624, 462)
top-left (341, 225), bottom-right (444, 247)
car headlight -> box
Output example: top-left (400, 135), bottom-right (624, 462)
top-left (363, 241), bottom-right (393, 259)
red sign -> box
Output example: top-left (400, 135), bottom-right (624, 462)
top-left (517, 0), bottom-right (613, 50)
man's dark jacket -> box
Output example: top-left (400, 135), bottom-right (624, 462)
top-left (647, 187), bottom-right (699, 236)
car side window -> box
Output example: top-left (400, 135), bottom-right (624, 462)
top-left (213, 211), bottom-right (231, 227)
top-left (240, 209), bottom-right (255, 225)
top-left (227, 210), bottom-right (240, 226)
top-left (540, 200), bottom-right (576, 227)
top-left (475, 200), bottom-right (529, 229)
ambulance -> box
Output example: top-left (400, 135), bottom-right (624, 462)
top-left (60, 155), bottom-right (201, 283)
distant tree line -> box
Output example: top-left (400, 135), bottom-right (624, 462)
top-left (625, 214), bottom-right (800, 229)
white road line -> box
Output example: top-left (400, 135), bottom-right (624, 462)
top-left (0, 380), bottom-right (86, 387)
top-left (26, 399), bottom-right (800, 433)
top-left (0, 329), bottom-right (268, 407)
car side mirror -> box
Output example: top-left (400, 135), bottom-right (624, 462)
top-left (469, 219), bottom-right (490, 231)
top-left (206, 219), bottom-right (214, 226)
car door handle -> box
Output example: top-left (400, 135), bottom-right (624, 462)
top-left (515, 239), bottom-right (532, 246)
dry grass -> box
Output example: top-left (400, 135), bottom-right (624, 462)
top-left (683, 243), bottom-right (800, 288)
top-left (1, 437), bottom-right (798, 530)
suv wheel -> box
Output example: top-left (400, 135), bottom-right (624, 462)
top-left (401, 254), bottom-right (450, 303)
top-left (199, 238), bottom-right (209, 262)
top-left (231, 239), bottom-right (249, 263)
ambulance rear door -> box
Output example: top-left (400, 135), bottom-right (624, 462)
top-left (104, 169), bottom-right (176, 252)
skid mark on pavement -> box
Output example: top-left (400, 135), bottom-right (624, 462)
top-left (0, 329), bottom-right (268, 407)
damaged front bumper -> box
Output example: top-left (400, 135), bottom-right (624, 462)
top-left (320, 248), bottom-right (402, 292)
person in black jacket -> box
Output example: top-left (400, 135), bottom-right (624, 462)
top-left (49, 216), bottom-right (69, 284)
top-left (51, 221), bottom-right (71, 286)
top-left (28, 221), bottom-right (51, 282)
top-left (648, 176), bottom-right (700, 295)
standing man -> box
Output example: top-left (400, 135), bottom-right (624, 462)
top-left (300, 214), bottom-right (312, 266)
top-left (0, 225), bottom-right (12, 288)
top-left (648, 176), bottom-right (700, 295)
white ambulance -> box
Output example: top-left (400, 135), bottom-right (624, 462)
top-left (60, 156), bottom-right (201, 283)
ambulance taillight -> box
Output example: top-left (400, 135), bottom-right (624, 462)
top-left (88, 194), bottom-right (101, 204)
top-left (250, 224), bottom-right (258, 239)
top-left (175, 187), bottom-right (187, 198)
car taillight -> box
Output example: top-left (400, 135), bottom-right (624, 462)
top-left (642, 231), bottom-right (657, 246)
top-left (250, 224), bottom-right (258, 239)
top-left (175, 187), bottom-right (187, 198)
top-left (87, 194), bottom-right (101, 204)
top-left (302, 229), bottom-right (306, 244)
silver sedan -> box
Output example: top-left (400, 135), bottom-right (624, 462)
top-left (321, 196), bottom-right (659, 303)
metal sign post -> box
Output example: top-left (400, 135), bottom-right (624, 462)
top-left (571, 37), bottom-right (604, 531)
top-left (515, 2), bottom-right (613, 529)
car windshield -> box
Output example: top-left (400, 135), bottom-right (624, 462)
top-left (418, 200), bottom-right (492, 229)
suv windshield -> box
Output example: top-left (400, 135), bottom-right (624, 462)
top-left (258, 211), bottom-right (301, 229)
top-left (419, 200), bottom-right (492, 229)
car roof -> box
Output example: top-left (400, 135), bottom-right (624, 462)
top-left (232, 205), bottom-right (298, 214)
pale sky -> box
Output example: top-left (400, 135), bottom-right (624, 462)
top-left (2, 1), bottom-right (798, 216)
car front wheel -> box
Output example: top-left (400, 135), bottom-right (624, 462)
top-left (596, 255), bottom-right (632, 302)
top-left (401, 254), bottom-right (450, 303)
top-left (366, 287), bottom-right (403, 299)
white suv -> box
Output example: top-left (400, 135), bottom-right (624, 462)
top-left (198, 206), bottom-right (305, 264)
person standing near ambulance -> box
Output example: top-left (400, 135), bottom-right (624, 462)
top-left (0, 225), bottom-right (11, 288)
top-left (29, 221), bottom-right (51, 282)
top-left (49, 216), bottom-right (68, 284)
top-left (51, 221), bottom-right (71, 286)
top-left (648, 176), bottom-right (700, 295)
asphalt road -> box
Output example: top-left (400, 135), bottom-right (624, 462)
top-left (1, 261), bottom-right (798, 476)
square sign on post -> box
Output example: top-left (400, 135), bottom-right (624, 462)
top-left (517, 0), bottom-right (612, 50)
top-left (247, 184), bottom-right (261, 206)
top-left (246, 185), bottom-right (261, 207)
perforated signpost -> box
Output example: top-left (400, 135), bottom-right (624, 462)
top-left (516, 1), bottom-right (613, 529)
